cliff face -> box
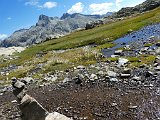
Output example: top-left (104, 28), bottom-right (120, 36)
top-left (0, 13), bottom-right (101, 47)
top-left (113, 0), bottom-right (160, 18)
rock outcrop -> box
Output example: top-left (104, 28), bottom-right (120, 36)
top-left (113, 0), bottom-right (160, 18)
top-left (11, 77), bottom-right (72, 120)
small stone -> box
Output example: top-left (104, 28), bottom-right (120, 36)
top-left (110, 78), bottom-right (119, 82)
top-left (132, 76), bottom-right (141, 81)
top-left (39, 84), bottom-right (44, 88)
top-left (111, 55), bottom-right (119, 58)
top-left (120, 74), bottom-right (131, 78)
top-left (90, 74), bottom-right (98, 80)
top-left (98, 71), bottom-right (104, 75)
top-left (128, 105), bottom-right (138, 109)
top-left (12, 100), bottom-right (17, 103)
top-left (155, 66), bottom-right (160, 71)
top-left (107, 71), bottom-right (117, 77)
top-left (77, 65), bottom-right (85, 69)
top-left (111, 102), bottom-right (117, 107)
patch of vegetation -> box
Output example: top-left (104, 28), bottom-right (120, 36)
top-left (129, 55), bottom-right (156, 67)
top-left (127, 57), bottom-right (140, 62)
top-left (107, 57), bottom-right (119, 62)
top-left (144, 43), bottom-right (153, 47)
top-left (94, 42), bottom-right (116, 50)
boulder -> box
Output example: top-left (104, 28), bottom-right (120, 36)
top-left (114, 50), bottom-right (123, 55)
top-left (109, 78), bottom-right (119, 82)
top-left (118, 58), bottom-right (129, 66)
top-left (90, 74), bottom-right (98, 80)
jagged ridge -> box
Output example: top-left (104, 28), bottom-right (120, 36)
top-left (0, 13), bottom-right (102, 47)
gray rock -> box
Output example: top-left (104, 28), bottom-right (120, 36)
top-left (128, 105), bottom-right (138, 109)
top-left (107, 71), bottom-right (117, 77)
top-left (132, 76), bottom-right (141, 81)
top-left (63, 78), bottom-right (72, 83)
top-left (85, 20), bottom-right (104, 30)
top-left (156, 48), bottom-right (160, 54)
top-left (90, 74), bottom-right (98, 80)
top-left (21, 77), bottom-right (33, 84)
top-left (13, 80), bottom-right (25, 89)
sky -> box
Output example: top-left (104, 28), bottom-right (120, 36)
top-left (0, 0), bottom-right (146, 40)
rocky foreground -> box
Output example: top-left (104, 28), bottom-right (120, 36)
top-left (0, 38), bottom-right (160, 120)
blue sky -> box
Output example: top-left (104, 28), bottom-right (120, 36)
top-left (0, 0), bottom-right (146, 40)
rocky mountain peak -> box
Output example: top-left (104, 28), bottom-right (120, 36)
top-left (61, 13), bottom-right (71, 19)
top-left (39, 14), bottom-right (50, 21)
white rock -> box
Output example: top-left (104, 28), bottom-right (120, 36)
top-left (114, 50), bottom-right (123, 55)
top-left (77, 65), bottom-right (85, 69)
top-left (107, 71), bottom-right (117, 77)
top-left (111, 55), bottom-right (119, 58)
top-left (11, 100), bottom-right (17, 103)
top-left (90, 74), bottom-right (98, 80)
top-left (110, 78), bottom-right (119, 82)
top-left (118, 58), bottom-right (129, 66)
top-left (45, 112), bottom-right (72, 120)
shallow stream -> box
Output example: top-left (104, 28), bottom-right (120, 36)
top-left (102, 23), bottom-right (160, 56)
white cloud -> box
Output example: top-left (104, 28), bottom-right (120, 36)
top-left (41, 2), bottom-right (57, 9)
top-left (67, 2), bottom-right (84, 14)
top-left (25, 0), bottom-right (57, 9)
top-left (0, 34), bottom-right (8, 40)
top-left (25, 0), bottom-right (39, 6)
top-left (89, 2), bottom-right (114, 15)
top-left (115, 0), bottom-right (123, 6)
top-left (7, 17), bottom-right (12, 20)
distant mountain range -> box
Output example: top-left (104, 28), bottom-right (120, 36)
top-left (0, 13), bottom-right (105, 47)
